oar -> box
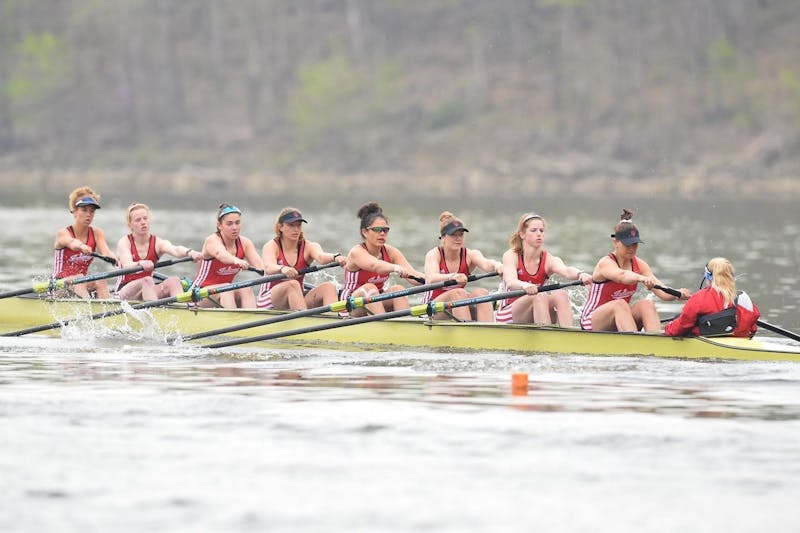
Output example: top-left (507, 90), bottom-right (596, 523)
top-left (91, 252), bottom-right (117, 265)
top-left (3, 262), bottom-right (341, 337)
top-left (655, 285), bottom-right (682, 298)
top-left (0, 257), bottom-right (193, 300)
top-left (201, 279), bottom-right (580, 350)
top-left (756, 320), bottom-right (800, 342)
top-left (181, 271), bottom-right (499, 342)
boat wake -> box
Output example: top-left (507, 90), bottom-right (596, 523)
top-left (59, 300), bottom-right (179, 345)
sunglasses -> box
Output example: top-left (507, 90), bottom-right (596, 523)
top-left (367, 226), bottom-right (391, 234)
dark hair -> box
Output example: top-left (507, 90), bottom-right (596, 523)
top-left (217, 202), bottom-right (242, 221)
top-left (614, 208), bottom-right (636, 234)
top-left (357, 202), bottom-right (387, 230)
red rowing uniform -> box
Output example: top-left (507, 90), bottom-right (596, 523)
top-left (580, 253), bottom-right (640, 330)
top-left (257, 239), bottom-right (310, 309)
top-left (115, 234), bottom-right (159, 292)
top-left (191, 234), bottom-right (245, 288)
top-left (664, 287), bottom-right (760, 338)
top-left (422, 247), bottom-right (469, 304)
top-left (495, 250), bottom-right (549, 324)
top-left (52, 226), bottom-right (96, 278)
top-left (340, 244), bottom-right (392, 301)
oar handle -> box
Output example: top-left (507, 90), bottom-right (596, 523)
top-left (202, 280), bottom-right (583, 349)
top-left (91, 252), bottom-right (117, 265)
top-left (654, 285), bottom-right (682, 298)
top-left (248, 267), bottom-right (265, 275)
top-left (467, 271), bottom-right (500, 282)
top-left (154, 256), bottom-right (194, 268)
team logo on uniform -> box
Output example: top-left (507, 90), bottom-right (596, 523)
top-left (217, 266), bottom-right (241, 276)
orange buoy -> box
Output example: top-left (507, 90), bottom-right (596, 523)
top-left (511, 372), bottom-right (529, 395)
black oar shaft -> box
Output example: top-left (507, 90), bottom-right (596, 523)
top-left (757, 320), bottom-right (800, 342)
top-left (0, 257), bottom-right (193, 300)
top-left (654, 285), bottom-right (682, 298)
top-left (203, 280), bottom-right (577, 349)
top-left (183, 271), bottom-right (499, 341)
top-left (3, 261), bottom-right (339, 337)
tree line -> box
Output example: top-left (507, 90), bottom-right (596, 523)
top-left (1, 0), bottom-right (798, 201)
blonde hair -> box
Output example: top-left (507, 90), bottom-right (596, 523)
top-left (274, 206), bottom-right (306, 241)
top-left (68, 186), bottom-right (100, 212)
top-left (707, 257), bottom-right (736, 307)
top-left (438, 211), bottom-right (455, 227)
top-left (126, 202), bottom-right (150, 223)
top-left (509, 212), bottom-right (546, 253)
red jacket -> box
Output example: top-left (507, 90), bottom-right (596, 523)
top-left (665, 287), bottom-right (759, 338)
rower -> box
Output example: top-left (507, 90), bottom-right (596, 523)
top-left (52, 186), bottom-right (116, 299)
top-left (579, 208), bottom-right (690, 332)
top-left (340, 202), bottom-right (425, 317)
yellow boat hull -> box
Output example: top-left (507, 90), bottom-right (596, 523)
top-left (2, 296), bottom-right (799, 362)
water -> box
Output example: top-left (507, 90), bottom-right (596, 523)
top-left (1, 203), bottom-right (800, 532)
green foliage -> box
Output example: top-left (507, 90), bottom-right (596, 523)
top-left (425, 100), bottom-right (465, 130)
top-left (708, 38), bottom-right (739, 76)
top-left (362, 59), bottom-right (404, 117)
top-left (287, 53), bottom-right (361, 137)
top-left (5, 32), bottom-right (66, 101)
top-left (778, 68), bottom-right (800, 128)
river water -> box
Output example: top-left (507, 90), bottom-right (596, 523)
top-left (1, 202), bottom-right (799, 532)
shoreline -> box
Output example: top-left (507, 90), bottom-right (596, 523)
top-left (2, 167), bottom-right (798, 208)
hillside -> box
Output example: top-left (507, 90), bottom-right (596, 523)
top-left (1, 0), bottom-right (799, 205)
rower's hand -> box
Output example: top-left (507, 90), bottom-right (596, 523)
top-left (79, 244), bottom-right (93, 255)
top-left (677, 288), bottom-right (691, 300)
top-left (188, 250), bottom-right (204, 262)
top-left (640, 275), bottom-right (657, 290)
top-left (139, 260), bottom-right (155, 272)
top-left (281, 266), bottom-right (299, 279)
top-left (493, 261), bottom-right (503, 275)
top-left (521, 282), bottom-right (538, 295)
top-left (234, 258), bottom-right (249, 270)
top-left (578, 272), bottom-right (593, 285)
top-left (393, 265), bottom-right (408, 278)
top-left (450, 273), bottom-right (468, 284)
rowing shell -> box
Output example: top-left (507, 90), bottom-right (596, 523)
top-left (1, 295), bottom-right (799, 362)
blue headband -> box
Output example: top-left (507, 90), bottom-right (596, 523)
top-left (704, 265), bottom-right (713, 282)
top-left (218, 205), bottom-right (242, 220)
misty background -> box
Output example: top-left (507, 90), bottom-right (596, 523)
top-left (1, 0), bottom-right (799, 208)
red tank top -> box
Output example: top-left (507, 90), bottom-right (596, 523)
top-left (191, 234), bottom-right (245, 288)
top-left (256, 239), bottom-right (310, 309)
top-left (340, 244), bottom-right (392, 300)
top-left (116, 235), bottom-right (159, 290)
top-left (580, 254), bottom-right (640, 330)
top-left (52, 226), bottom-right (96, 278)
top-left (501, 250), bottom-right (548, 307)
top-left (423, 247), bottom-right (469, 303)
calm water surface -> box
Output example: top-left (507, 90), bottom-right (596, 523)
top-left (1, 203), bottom-right (799, 532)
